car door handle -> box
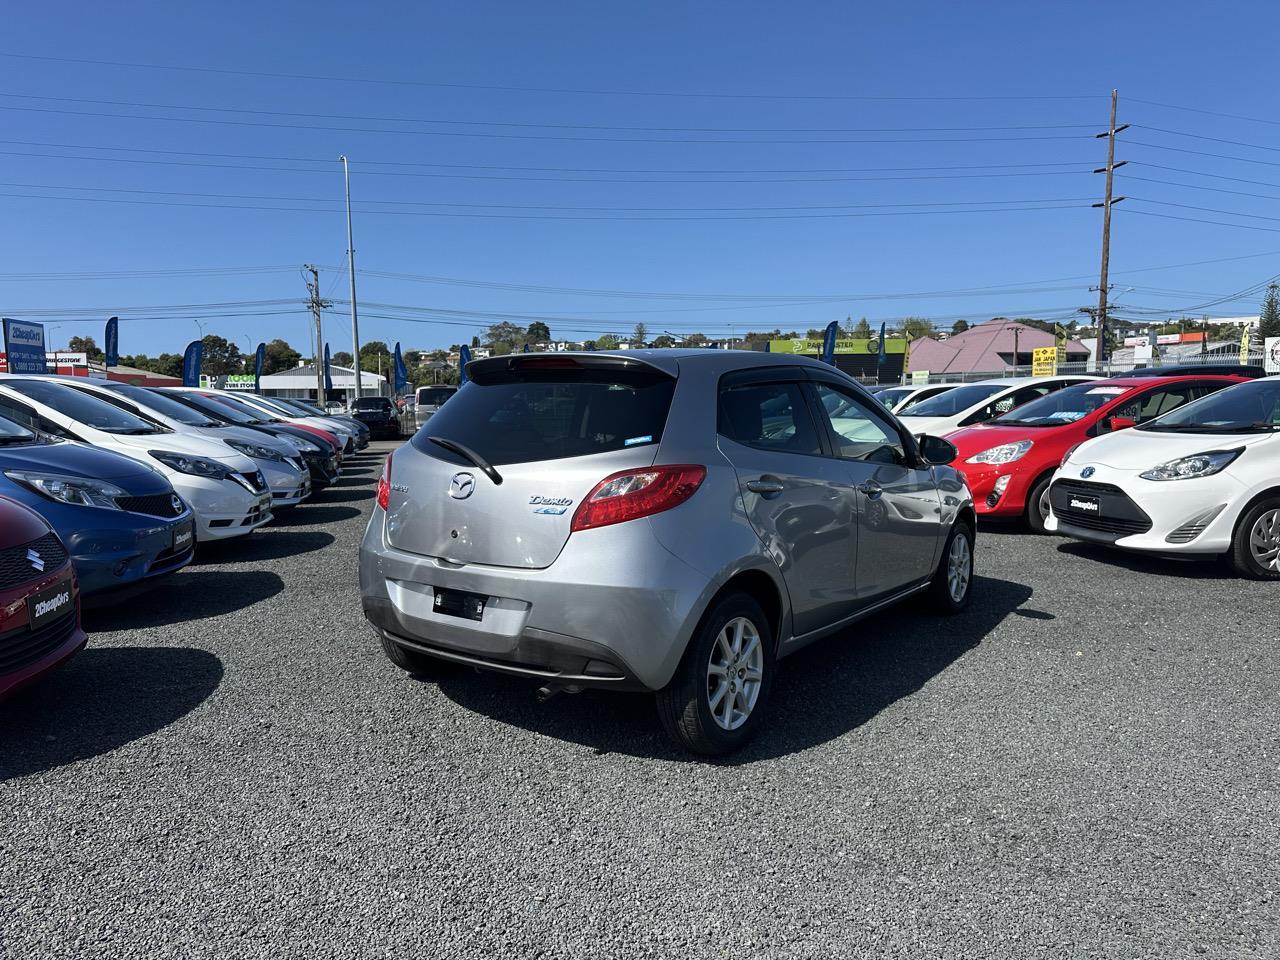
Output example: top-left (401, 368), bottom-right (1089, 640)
top-left (858, 482), bottom-right (883, 499)
top-left (746, 477), bottom-right (785, 495)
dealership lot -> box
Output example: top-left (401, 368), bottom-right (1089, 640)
top-left (2, 441), bottom-right (1276, 959)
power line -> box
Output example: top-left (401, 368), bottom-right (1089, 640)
top-left (1127, 139), bottom-right (1280, 168)
top-left (1129, 97), bottom-right (1280, 128)
top-left (1131, 124), bottom-right (1280, 155)
top-left (0, 51), bottom-right (1104, 102)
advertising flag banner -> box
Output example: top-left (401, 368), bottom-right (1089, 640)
top-left (459, 344), bottom-right (472, 385)
top-left (253, 342), bottom-right (266, 392)
top-left (393, 342), bottom-right (408, 394)
top-left (104, 316), bottom-right (119, 368)
top-left (819, 321), bottom-right (839, 365)
top-left (1240, 326), bottom-right (1252, 366)
top-left (877, 322), bottom-right (888, 366)
top-left (181, 340), bottom-right (203, 386)
top-left (2, 319), bottom-right (47, 374)
top-left (323, 343), bottom-right (334, 393)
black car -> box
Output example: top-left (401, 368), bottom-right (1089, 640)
top-left (350, 396), bottom-right (403, 439)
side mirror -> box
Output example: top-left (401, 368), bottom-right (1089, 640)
top-left (917, 434), bottom-right (958, 466)
top-left (1104, 415), bottom-right (1137, 433)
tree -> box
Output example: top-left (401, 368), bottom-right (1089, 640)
top-left (67, 335), bottom-right (105, 361)
top-left (901, 317), bottom-right (935, 340)
top-left (651, 335), bottom-right (676, 348)
top-left (951, 319), bottom-right (970, 335)
top-left (201, 335), bottom-right (242, 375)
top-left (261, 338), bottom-right (301, 375)
top-left (1260, 283), bottom-right (1280, 339)
top-left (526, 321), bottom-right (552, 343)
top-left (632, 322), bottom-right (648, 345)
top-left (150, 353), bottom-right (183, 378)
top-left (684, 332), bottom-right (708, 346)
top-left (331, 351), bottom-right (353, 367)
top-left (595, 334), bottom-right (620, 350)
top-left (850, 318), bottom-right (873, 339)
top-left (483, 321), bottom-right (526, 350)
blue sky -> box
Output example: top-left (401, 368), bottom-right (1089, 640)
top-left (3, 1), bottom-right (1280, 357)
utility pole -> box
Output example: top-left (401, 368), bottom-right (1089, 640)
top-left (1092, 89), bottom-right (1129, 366)
top-left (1012, 324), bottom-right (1020, 373)
top-left (304, 264), bottom-right (330, 404)
top-left (339, 155), bottom-right (363, 400)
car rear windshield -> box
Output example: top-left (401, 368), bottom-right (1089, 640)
top-left (416, 388), bottom-right (455, 406)
top-left (1139, 380), bottom-right (1280, 433)
top-left (414, 369), bottom-right (675, 465)
top-left (352, 398), bottom-right (391, 410)
top-left (4, 379), bottom-right (162, 434)
top-left (898, 383), bottom-right (1006, 416)
top-left (874, 387), bottom-right (913, 410)
top-left (994, 383), bottom-right (1131, 426)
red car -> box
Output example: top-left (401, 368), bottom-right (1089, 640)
top-left (946, 374), bottom-right (1248, 532)
top-left (0, 496), bottom-right (86, 699)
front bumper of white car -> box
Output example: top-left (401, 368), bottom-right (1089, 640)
top-left (1045, 461), bottom-right (1245, 554)
top-left (259, 458), bottom-right (312, 507)
top-left (173, 472), bottom-right (274, 541)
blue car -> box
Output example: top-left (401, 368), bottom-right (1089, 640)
top-left (0, 414), bottom-right (195, 602)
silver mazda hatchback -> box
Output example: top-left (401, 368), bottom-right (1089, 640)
top-left (360, 350), bottom-right (975, 755)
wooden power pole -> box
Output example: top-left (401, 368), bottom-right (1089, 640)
top-left (1092, 89), bottom-right (1128, 365)
top-left (304, 265), bottom-right (330, 404)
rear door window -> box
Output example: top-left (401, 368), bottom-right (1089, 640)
top-left (414, 370), bottom-right (675, 465)
top-left (718, 381), bottom-right (822, 456)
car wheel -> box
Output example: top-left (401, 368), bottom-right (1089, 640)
top-left (930, 520), bottom-right (974, 613)
top-left (1024, 474), bottom-right (1053, 535)
top-left (656, 592), bottom-right (774, 756)
top-left (380, 632), bottom-right (448, 677)
top-left (1230, 498), bottom-right (1280, 580)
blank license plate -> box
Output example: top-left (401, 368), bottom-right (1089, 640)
top-left (432, 588), bottom-right (486, 621)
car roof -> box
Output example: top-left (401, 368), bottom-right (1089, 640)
top-left (1103, 374), bottom-right (1245, 388)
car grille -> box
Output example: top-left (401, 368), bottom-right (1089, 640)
top-left (116, 493), bottom-right (185, 518)
top-left (0, 533), bottom-right (68, 590)
top-left (1051, 479), bottom-right (1154, 537)
top-left (235, 471), bottom-right (267, 494)
top-left (0, 610), bottom-right (78, 674)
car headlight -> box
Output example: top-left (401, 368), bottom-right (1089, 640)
top-left (224, 439), bottom-right (285, 462)
top-left (3, 470), bottom-right (128, 510)
top-left (1139, 449), bottom-right (1242, 481)
top-left (148, 449), bottom-right (234, 480)
top-left (965, 440), bottom-right (1033, 465)
top-left (289, 438), bottom-right (321, 454)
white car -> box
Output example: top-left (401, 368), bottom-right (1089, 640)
top-left (1046, 376), bottom-right (1280, 578)
top-left (896, 375), bottom-right (1098, 437)
top-left (872, 383), bottom-right (957, 413)
top-left (0, 376), bottom-right (273, 541)
top-left (206, 390), bottom-right (362, 454)
top-left (414, 385), bottom-right (457, 429)
top-left (54, 377), bottom-right (313, 509)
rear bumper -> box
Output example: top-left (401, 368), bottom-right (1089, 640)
top-left (359, 510), bottom-right (711, 691)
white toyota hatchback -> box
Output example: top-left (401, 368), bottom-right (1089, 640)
top-left (1046, 376), bottom-right (1280, 578)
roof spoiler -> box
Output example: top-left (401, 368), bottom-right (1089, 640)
top-left (466, 352), bottom-right (676, 385)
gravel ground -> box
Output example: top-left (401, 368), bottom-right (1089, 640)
top-left (2, 440), bottom-right (1277, 959)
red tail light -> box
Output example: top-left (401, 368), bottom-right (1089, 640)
top-left (570, 464), bottom-right (706, 532)
top-left (376, 453), bottom-right (392, 510)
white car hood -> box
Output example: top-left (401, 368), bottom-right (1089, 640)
top-left (896, 415), bottom-right (959, 438)
top-left (108, 432), bottom-right (259, 471)
top-left (1070, 428), bottom-right (1274, 471)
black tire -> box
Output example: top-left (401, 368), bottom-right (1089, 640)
top-left (656, 592), bottom-right (775, 757)
top-left (929, 520), bottom-right (975, 614)
top-left (1229, 497), bottom-right (1280, 580)
top-left (380, 632), bottom-right (448, 677)
top-left (1024, 473), bottom-right (1053, 535)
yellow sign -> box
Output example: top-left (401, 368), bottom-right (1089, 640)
top-left (1240, 326), bottom-right (1252, 365)
top-left (1032, 346), bottom-right (1058, 377)
top-left (1055, 325), bottom-right (1069, 366)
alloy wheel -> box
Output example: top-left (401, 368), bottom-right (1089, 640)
top-left (706, 617), bottom-right (763, 731)
top-left (1248, 509), bottom-right (1280, 572)
top-left (947, 532), bottom-right (972, 603)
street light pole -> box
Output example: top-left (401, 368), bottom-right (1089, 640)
top-left (339, 155), bottom-right (363, 401)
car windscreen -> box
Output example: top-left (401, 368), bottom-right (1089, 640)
top-left (0, 413), bottom-right (36, 443)
top-left (209, 393), bottom-right (279, 422)
top-left (994, 383), bottom-right (1132, 427)
top-left (898, 383), bottom-right (1006, 417)
top-left (413, 370), bottom-right (675, 466)
top-left (1138, 380), bottom-right (1280, 433)
top-left (416, 388), bottom-right (455, 406)
top-left (875, 387), bottom-right (913, 410)
top-left (271, 397), bottom-right (317, 415)
top-left (352, 398), bottom-right (391, 411)
top-left (163, 391), bottom-right (262, 425)
top-left (4, 379), bottom-right (163, 434)
top-left (101, 383), bottom-right (220, 426)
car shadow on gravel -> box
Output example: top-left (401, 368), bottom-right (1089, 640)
top-left (311, 488), bottom-right (375, 503)
top-left (0, 647), bottom-right (223, 781)
top-left (194, 529), bottom-right (335, 563)
top-left (1056, 541), bottom-right (1239, 581)
top-left (82, 570), bottom-right (285, 631)
top-left (434, 574), bottom-right (1034, 764)
top-left (269, 505), bottom-right (361, 527)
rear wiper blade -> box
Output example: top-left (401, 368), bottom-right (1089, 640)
top-left (428, 436), bottom-right (503, 485)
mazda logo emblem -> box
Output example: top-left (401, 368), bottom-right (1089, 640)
top-left (449, 472), bottom-right (476, 499)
